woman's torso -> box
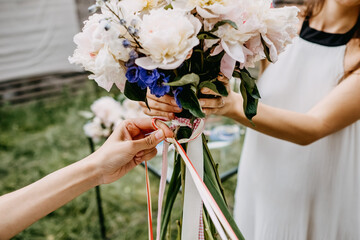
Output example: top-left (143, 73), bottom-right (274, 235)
top-left (233, 17), bottom-right (360, 240)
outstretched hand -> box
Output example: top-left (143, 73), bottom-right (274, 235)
top-left (92, 118), bottom-right (173, 184)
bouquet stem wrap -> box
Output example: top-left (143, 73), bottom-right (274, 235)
top-left (148, 118), bottom-right (243, 240)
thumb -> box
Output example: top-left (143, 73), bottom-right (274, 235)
top-left (132, 130), bottom-right (165, 151)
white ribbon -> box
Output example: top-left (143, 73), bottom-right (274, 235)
top-left (181, 135), bottom-right (204, 239)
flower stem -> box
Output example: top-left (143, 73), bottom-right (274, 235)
top-left (202, 210), bottom-right (215, 240)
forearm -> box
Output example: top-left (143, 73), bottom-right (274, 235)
top-left (225, 92), bottom-right (326, 145)
top-left (0, 155), bottom-right (100, 239)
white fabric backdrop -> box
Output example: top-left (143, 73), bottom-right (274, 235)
top-left (0, 0), bottom-right (81, 82)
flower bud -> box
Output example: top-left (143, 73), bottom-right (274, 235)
top-left (122, 39), bottom-right (131, 48)
top-left (88, 5), bottom-right (99, 14)
top-left (119, 19), bottom-right (127, 26)
top-left (128, 26), bottom-right (137, 35)
top-left (129, 50), bottom-right (138, 60)
top-left (104, 22), bottom-right (111, 31)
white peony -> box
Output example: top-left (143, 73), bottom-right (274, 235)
top-left (261, 6), bottom-right (299, 62)
top-left (207, 1), bottom-right (265, 77)
top-left (83, 118), bottom-right (107, 143)
top-left (135, 8), bottom-right (201, 70)
top-left (89, 47), bottom-right (128, 92)
top-left (172, 0), bottom-right (234, 18)
top-left (122, 99), bottom-right (148, 119)
top-left (90, 96), bottom-right (124, 128)
top-left (206, 0), bottom-right (298, 77)
top-left (117, 0), bottom-right (168, 15)
top-left (69, 14), bottom-right (131, 92)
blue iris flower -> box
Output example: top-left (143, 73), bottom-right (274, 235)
top-left (173, 87), bottom-right (183, 109)
top-left (149, 73), bottom-right (170, 98)
top-left (139, 68), bottom-right (160, 86)
top-left (125, 66), bottom-right (139, 83)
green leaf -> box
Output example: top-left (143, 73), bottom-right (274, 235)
top-left (199, 80), bottom-right (228, 97)
top-left (260, 35), bottom-right (273, 62)
top-left (210, 20), bottom-right (238, 33)
top-left (240, 81), bottom-right (258, 121)
top-left (213, 80), bottom-right (228, 97)
top-left (197, 32), bottom-right (220, 40)
top-left (124, 81), bottom-right (148, 102)
top-left (202, 135), bottom-right (226, 200)
top-left (165, 73), bottom-right (200, 87)
top-left (239, 70), bottom-right (260, 99)
top-left (199, 81), bottom-right (219, 94)
top-left (202, 135), bottom-right (245, 239)
top-left (232, 71), bottom-right (241, 79)
top-left (234, 69), bottom-right (260, 121)
top-left (204, 175), bottom-right (245, 240)
top-left (176, 220), bottom-right (181, 240)
top-left (177, 87), bottom-right (206, 118)
top-left (205, 50), bottom-right (225, 63)
top-left (164, 3), bottom-right (173, 9)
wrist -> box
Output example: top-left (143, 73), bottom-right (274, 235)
top-left (81, 153), bottom-right (103, 187)
top-left (223, 91), bottom-right (242, 118)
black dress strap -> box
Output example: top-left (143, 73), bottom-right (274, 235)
top-left (300, 16), bottom-right (359, 47)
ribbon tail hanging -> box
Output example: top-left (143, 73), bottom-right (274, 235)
top-left (156, 142), bottom-right (169, 240)
top-left (181, 135), bottom-right (204, 239)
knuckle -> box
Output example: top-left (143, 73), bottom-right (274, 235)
top-left (145, 135), bottom-right (155, 146)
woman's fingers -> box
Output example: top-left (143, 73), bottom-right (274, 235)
top-left (134, 148), bottom-right (158, 162)
top-left (142, 107), bottom-right (176, 120)
top-left (135, 148), bottom-right (155, 157)
top-left (217, 72), bottom-right (229, 84)
top-left (200, 72), bottom-right (230, 96)
top-left (147, 93), bottom-right (178, 107)
top-left (139, 98), bottom-right (181, 115)
top-left (199, 97), bottom-right (225, 109)
top-left (200, 87), bottom-right (221, 96)
top-left (202, 108), bottom-right (218, 116)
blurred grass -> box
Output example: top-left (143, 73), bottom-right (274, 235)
top-left (0, 83), bottom-right (242, 239)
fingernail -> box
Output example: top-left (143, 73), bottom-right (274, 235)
top-left (155, 130), bottom-right (164, 140)
top-left (199, 100), bottom-right (205, 106)
top-left (174, 107), bottom-right (182, 112)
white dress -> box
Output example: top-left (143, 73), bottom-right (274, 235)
top-left (233, 19), bottom-right (360, 240)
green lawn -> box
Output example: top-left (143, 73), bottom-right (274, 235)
top-left (0, 84), bottom-right (243, 239)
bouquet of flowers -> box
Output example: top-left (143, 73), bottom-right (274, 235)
top-left (70, 0), bottom-right (299, 239)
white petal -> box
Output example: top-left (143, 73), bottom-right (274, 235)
top-left (261, 35), bottom-right (278, 62)
top-left (196, 6), bottom-right (218, 18)
top-left (135, 57), bottom-right (160, 70)
top-left (157, 57), bottom-right (187, 70)
top-left (210, 45), bottom-right (224, 56)
top-left (221, 40), bottom-right (245, 63)
top-left (220, 53), bottom-right (236, 79)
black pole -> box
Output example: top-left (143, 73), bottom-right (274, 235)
top-left (220, 167), bottom-right (238, 183)
top-left (140, 162), bottom-right (170, 183)
top-left (95, 186), bottom-right (107, 240)
top-left (88, 138), bottom-right (107, 240)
